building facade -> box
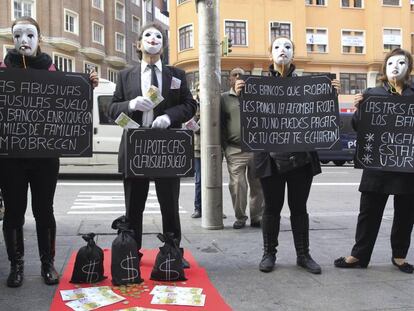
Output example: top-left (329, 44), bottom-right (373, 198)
top-left (0, 0), bottom-right (169, 83)
top-left (169, 0), bottom-right (414, 108)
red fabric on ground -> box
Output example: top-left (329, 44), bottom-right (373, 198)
top-left (50, 249), bottom-right (232, 311)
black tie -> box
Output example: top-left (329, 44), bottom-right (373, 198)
top-left (149, 64), bottom-right (159, 87)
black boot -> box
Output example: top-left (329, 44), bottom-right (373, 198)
top-left (291, 214), bottom-right (321, 274)
top-left (3, 227), bottom-right (25, 287)
top-left (37, 226), bottom-right (59, 285)
top-left (180, 248), bottom-right (190, 269)
top-left (259, 215), bottom-right (279, 273)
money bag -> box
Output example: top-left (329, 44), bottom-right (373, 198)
top-left (70, 232), bottom-right (106, 284)
top-left (111, 216), bottom-right (143, 285)
top-left (150, 232), bottom-right (187, 281)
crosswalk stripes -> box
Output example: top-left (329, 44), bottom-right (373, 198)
top-left (67, 190), bottom-right (187, 215)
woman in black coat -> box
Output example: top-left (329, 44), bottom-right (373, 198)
top-left (235, 36), bottom-right (339, 274)
top-left (334, 48), bottom-right (414, 273)
top-left (0, 16), bottom-right (98, 287)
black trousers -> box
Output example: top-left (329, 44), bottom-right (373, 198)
top-left (124, 177), bottom-right (181, 250)
top-left (260, 164), bottom-right (313, 218)
top-left (351, 192), bottom-right (414, 263)
top-left (1, 158), bottom-right (59, 230)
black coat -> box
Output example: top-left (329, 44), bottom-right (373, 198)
top-left (353, 82), bottom-right (414, 194)
top-left (3, 49), bottom-right (54, 69)
top-left (108, 63), bottom-right (196, 173)
top-left (254, 64), bottom-right (321, 178)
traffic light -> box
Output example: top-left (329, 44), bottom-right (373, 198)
top-left (222, 35), bottom-right (233, 56)
top-left (227, 37), bottom-right (232, 55)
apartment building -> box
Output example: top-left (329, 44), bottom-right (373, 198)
top-left (0, 0), bottom-right (169, 83)
top-left (170, 0), bottom-right (414, 108)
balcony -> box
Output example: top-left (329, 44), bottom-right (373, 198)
top-left (45, 37), bottom-right (81, 52)
top-left (106, 56), bottom-right (127, 67)
top-left (80, 47), bottom-right (106, 60)
top-left (0, 28), bottom-right (11, 39)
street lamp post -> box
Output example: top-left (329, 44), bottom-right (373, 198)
top-left (195, 0), bottom-right (223, 229)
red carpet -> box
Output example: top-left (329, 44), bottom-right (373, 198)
top-left (50, 249), bottom-right (232, 311)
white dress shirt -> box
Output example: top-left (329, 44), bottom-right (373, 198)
top-left (140, 59), bottom-right (163, 127)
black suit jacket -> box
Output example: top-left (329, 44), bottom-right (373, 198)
top-left (109, 63), bottom-right (197, 173)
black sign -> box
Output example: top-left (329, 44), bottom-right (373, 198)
top-left (125, 128), bottom-right (194, 178)
top-left (355, 95), bottom-right (414, 172)
top-left (240, 74), bottom-right (341, 152)
top-left (0, 68), bottom-right (92, 157)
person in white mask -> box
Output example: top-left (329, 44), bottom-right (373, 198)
top-left (271, 37), bottom-right (294, 76)
top-left (335, 48), bottom-right (414, 274)
top-left (109, 22), bottom-right (196, 269)
top-left (235, 36), bottom-right (340, 274)
top-left (12, 22), bottom-right (39, 57)
top-left (0, 16), bottom-right (98, 288)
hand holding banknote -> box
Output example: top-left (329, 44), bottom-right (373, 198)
top-left (129, 96), bottom-right (154, 112)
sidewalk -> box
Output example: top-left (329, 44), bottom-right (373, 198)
top-left (0, 167), bottom-right (413, 311)
top-left (1, 213), bottom-right (413, 310)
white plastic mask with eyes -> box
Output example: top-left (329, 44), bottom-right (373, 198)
top-left (12, 24), bottom-right (39, 57)
top-left (272, 38), bottom-right (293, 66)
top-left (141, 27), bottom-right (163, 55)
top-left (386, 55), bottom-right (408, 82)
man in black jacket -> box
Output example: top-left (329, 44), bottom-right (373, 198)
top-left (109, 22), bottom-right (196, 263)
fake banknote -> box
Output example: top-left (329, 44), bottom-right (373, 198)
top-left (115, 112), bottom-right (141, 129)
top-left (150, 292), bottom-right (206, 307)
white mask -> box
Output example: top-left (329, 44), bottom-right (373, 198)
top-left (12, 23), bottom-right (39, 57)
top-left (386, 55), bottom-right (408, 82)
top-left (272, 38), bottom-right (293, 66)
top-left (141, 27), bottom-right (163, 55)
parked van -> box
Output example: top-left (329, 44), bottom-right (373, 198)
top-left (317, 111), bottom-right (356, 166)
top-left (60, 78), bottom-right (121, 167)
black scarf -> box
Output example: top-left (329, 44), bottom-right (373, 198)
top-left (269, 63), bottom-right (296, 77)
top-left (4, 49), bottom-right (53, 70)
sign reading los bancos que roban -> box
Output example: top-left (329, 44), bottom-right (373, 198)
top-left (125, 128), bottom-right (194, 178)
top-left (355, 95), bottom-right (414, 172)
top-left (0, 68), bottom-right (93, 157)
top-left (240, 74), bottom-right (341, 152)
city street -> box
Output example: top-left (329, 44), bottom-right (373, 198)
top-left (1, 164), bottom-right (414, 311)
top-left (1, 0), bottom-right (414, 310)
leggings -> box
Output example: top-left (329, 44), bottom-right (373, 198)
top-left (1, 158), bottom-right (59, 230)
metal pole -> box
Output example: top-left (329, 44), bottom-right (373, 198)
top-left (196, 0), bottom-right (223, 229)
top-left (142, 0), bottom-right (147, 25)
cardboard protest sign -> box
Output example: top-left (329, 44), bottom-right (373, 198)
top-left (0, 68), bottom-right (92, 157)
top-left (125, 128), bottom-right (194, 178)
top-left (355, 95), bottom-right (414, 172)
top-left (240, 74), bottom-right (341, 152)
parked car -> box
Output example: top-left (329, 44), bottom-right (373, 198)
top-left (317, 112), bottom-right (356, 166)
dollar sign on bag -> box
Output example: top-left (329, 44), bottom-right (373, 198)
top-left (120, 251), bottom-right (139, 281)
top-left (159, 253), bottom-right (180, 280)
top-left (81, 260), bottom-right (99, 283)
